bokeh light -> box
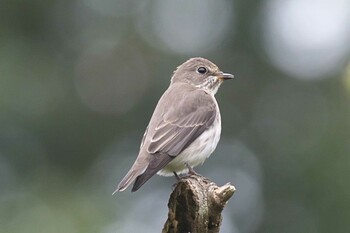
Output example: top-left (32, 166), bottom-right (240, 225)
top-left (136, 0), bottom-right (233, 55)
top-left (261, 0), bottom-right (350, 79)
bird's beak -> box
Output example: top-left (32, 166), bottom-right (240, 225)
top-left (217, 72), bottom-right (234, 81)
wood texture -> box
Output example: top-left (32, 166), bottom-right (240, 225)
top-left (162, 174), bottom-right (235, 233)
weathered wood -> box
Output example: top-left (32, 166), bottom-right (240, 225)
top-left (162, 174), bottom-right (235, 233)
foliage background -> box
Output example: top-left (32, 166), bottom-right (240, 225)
top-left (1, 0), bottom-right (350, 232)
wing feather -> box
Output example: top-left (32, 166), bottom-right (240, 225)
top-left (130, 87), bottom-right (218, 191)
top-left (147, 90), bottom-right (217, 156)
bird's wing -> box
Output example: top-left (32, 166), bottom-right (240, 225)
top-left (148, 90), bottom-right (217, 156)
top-left (131, 89), bottom-right (217, 192)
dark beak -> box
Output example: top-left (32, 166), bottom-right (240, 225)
top-left (217, 72), bottom-right (234, 80)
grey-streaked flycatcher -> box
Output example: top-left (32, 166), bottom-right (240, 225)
top-left (114, 57), bottom-right (233, 192)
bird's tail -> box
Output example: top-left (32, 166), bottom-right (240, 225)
top-left (131, 154), bottom-right (173, 192)
top-left (113, 166), bottom-right (146, 194)
top-left (113, 153), bottom-right (173, 193)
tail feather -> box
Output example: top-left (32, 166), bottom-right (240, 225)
top-left (131, 171), bottom-right (155, 192)
top-left (131, 154), bottom-right (173, 192)
top-left (113, 168), bottom-right (144, 194)
top-left (114, 153), bottom-right (173, 193)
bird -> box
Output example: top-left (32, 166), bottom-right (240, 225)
top-left (114, 57), bottom-right (233, 193)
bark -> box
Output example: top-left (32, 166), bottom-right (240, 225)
top-left (162, 174), bottom-right (235, 233)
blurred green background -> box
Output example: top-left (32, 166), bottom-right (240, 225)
top-left (1, 0), bottom-right (350, 232)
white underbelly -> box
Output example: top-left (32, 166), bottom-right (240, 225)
top-left (157, 114), bottom-right (221, 176)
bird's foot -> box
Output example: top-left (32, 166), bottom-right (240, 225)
top-left (171, 166), bottom-right (201, 190)
top-left (185, 163), bottom-right (199, 176)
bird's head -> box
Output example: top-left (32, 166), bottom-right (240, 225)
top-left (171, 57), bottom-right (234, 95)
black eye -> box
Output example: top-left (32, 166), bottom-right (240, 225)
top-left (197, 67), bottom-right (207, 74)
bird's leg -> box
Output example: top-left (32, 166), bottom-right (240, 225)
top-left (185, 163), bottom-right (198, 176)
top-left (173, 171), bottom-right (181, 181)
top-left (172, 171), bottom-right (182, 190)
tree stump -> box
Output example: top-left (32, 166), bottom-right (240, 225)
top-left (162, 174), bottom-right (235, 233)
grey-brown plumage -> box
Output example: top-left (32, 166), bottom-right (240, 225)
top-left (114, 57), bottom-right (233, 193)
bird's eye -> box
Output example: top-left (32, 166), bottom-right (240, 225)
top-left (197, 67), bottom-right (207, 74)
